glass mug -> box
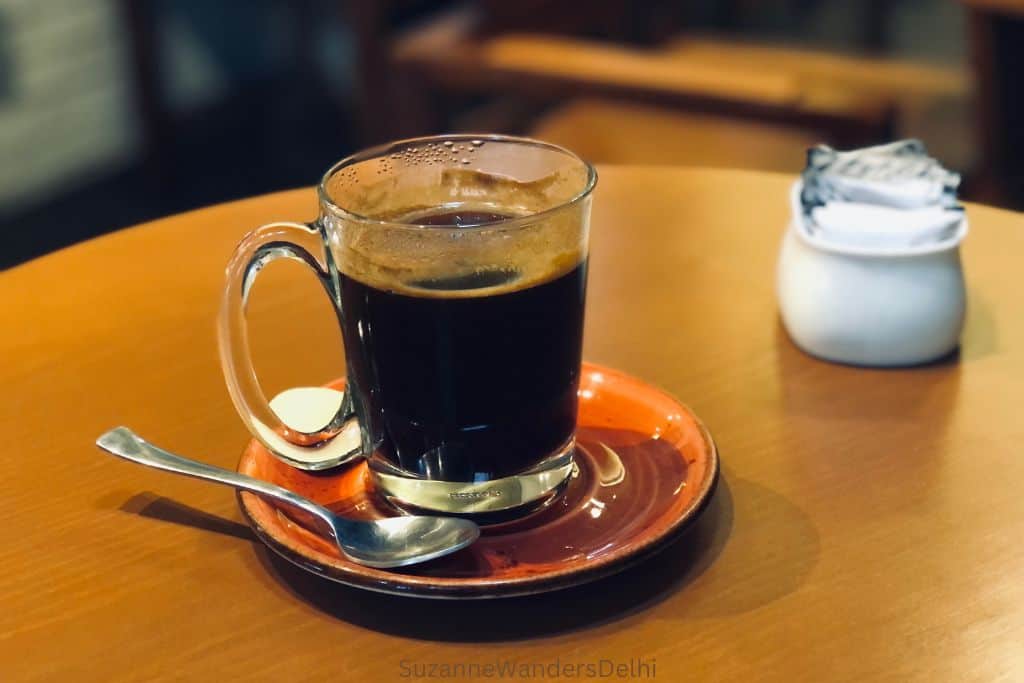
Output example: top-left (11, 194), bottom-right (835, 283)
top-left (218, 134), bottom-right (597, 514)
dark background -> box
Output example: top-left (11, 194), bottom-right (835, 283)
top-left (1, 0), bottom-right (1017, 269)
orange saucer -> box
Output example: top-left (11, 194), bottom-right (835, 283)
top-left (237, 362), bottom-right (719, 599)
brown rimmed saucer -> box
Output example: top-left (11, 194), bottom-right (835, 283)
top-left (237, 362), bottom-right (719, 599)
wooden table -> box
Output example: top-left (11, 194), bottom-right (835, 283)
top-left (2, 167), bottom-right (1022, 681)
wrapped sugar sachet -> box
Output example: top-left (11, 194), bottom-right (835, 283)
top-left (799, 140), bottom-right (963, 249)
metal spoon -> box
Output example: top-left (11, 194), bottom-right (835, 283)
top-left (96, 427), bottom-right (479, 569)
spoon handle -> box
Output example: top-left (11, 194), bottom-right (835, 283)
top-left (96, 426), bottom-right (334, 528)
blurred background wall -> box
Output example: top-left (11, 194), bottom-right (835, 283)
top-left (0, 0), bottom-right (1017, 268)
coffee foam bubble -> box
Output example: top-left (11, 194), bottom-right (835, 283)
top-left (329, 206), bottom-right (586, 298)
top-left (324, 168), bottom-right (589, 298)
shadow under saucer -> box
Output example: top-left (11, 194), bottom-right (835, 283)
top-left (252, 475), bottom-right (733, 642)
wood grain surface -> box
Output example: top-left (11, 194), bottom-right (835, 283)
top-left (1, 167), bottom-right (1022, 682)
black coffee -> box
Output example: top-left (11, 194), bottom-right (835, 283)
top-left (338, 211), bottom-right (587, 482)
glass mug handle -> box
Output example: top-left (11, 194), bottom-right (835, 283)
top-left (217, 221), bottom-right (362, 470)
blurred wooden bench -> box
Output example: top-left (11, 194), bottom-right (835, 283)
top-left (391, 13), bottom-right (895, 147)
top-left (529, 98), bottom-right (821, 173)
top-left (386, 6), bottom-right (969, 174)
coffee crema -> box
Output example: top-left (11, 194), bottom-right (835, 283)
top-left (327, 169), bottom-right (589, 301)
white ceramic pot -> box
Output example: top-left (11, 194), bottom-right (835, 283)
top-left (777, 182), bottom-right (968, 366)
